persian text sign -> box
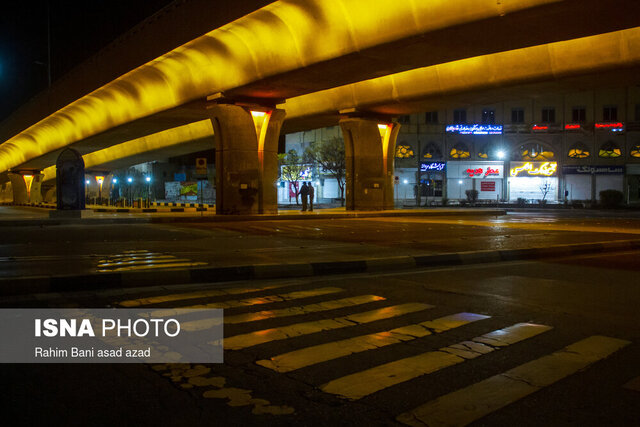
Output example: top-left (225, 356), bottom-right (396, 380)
top-left (420, 162), bottom-right (446, 172)
top-left (563, 165), bottom-right (623, 175)
top-left (509, 162), bottom-right (558, 177)
top-left (445, 124), bottom-right (503, 135)
top-left (480, 181), bottom-right (496, 192)
top-left (0, 309), bottom-right (223, 363)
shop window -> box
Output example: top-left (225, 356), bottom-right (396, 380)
top-left (450, 143), bottom-right (470, 159)
top-left (422, 143), bottom-right (442, 159)
top-left (630, 145), bottom-right (640, 158)
top-left (598, 141), bottom-right (622, 158)
top-left (395, 144), bottom-right (414, 159)
top-left (511, 108), bottom-right (524, 123)
top-left (572, 107), bottom-right (586, 123)
top-left (477, 144), bottom-right (495, 159)
top-left (603, 105), bottom-right (617, 122)
top-left (398, 115), bottom-right (410, 124)
top-left (541, 108), bottom-right (555, 123)
top-left (453, 109), bottom-right (467, 124)
top-left (482, 109), bottom-right (495, 124)
top-left (425, 111), bottom-right (438, 124)
top-left (568, 142), bottom-right (590, 159)
top-left (520, 143), bottom-right (554, 161)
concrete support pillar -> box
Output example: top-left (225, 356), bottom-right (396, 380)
top-left (7, 172), bottom-right (43, 204)
top-left (340, 118), bottom-right (400, 210)
top-left (208, 104), bottom-right (285, 214)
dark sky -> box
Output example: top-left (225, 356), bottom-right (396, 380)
top-left (0, 0), bottom-right (174, 121)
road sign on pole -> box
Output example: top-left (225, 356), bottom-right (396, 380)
top-left (195, 158), bottom-right (207, 176)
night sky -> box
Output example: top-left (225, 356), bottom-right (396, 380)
top-left (0, 0), bottom-right (174, 122)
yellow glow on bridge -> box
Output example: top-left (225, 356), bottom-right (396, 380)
top-left (0, 0), bottom-right (566, 173)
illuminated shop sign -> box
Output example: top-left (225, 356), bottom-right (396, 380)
top-left (464, 166), bottom-right (502, 178)
top-left (563, 165), bottom-right (623, 175)
top-left (595, 122), bottom-right (624, 132)
top-left (531, 125), bottom-right (549, 131)
top-left (445, 124), bottom-right (503, 135)
top-left (420, 162), bottom-right (446, 172)
top-left (447, 162), bottom-right (504, 179)
top-left (509, 162), bottom-right (558, 177)
top-left (564, 124), bottom-right (581, 130)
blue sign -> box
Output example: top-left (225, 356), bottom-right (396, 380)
top-left (445, 124), bottom-right (503, 135)
top-left (563, 165), bottom-right (623, 175)
top-left (420, 162), bottom-right (446, 172)
top-left (174, 173), bottom-right (187, 181)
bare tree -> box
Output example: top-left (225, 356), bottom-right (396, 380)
top-left (278, 149), bottom-right (306, 204)
top-left (305, 137), bottom-right (346, 206)
top-left (539, 182), bottom-right (551, 203)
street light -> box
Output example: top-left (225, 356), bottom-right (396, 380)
top-left (145, 176), bottom-right (152, 207)
top-left (85, 179), bottom-right (90, 205)
top-left (496, 150), bottom-right (506, 159)
top-left (127, 177), bottom-right (133, 207)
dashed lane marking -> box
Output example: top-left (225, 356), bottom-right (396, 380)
top-left (223, 302), bottom-right (434, 350)
top-left (256, 312), bottom-right (489, 373)
top-left (320, 322), bottom-right (552, 400)
top-left (397, 335), bottom-right (630, 427)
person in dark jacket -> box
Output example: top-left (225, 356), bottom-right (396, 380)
top-left (308, 182), bottom-right (315, 211)
top-left (300, 182), bottom-right (309, 211)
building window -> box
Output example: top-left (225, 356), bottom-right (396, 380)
top-left (425, 111), bottom-right (438, 124)
top-left (395, 144), bottom-right (414, 159)
top-left (449, 143), bottom-right (470, 159)
top-left (568, 142), bottom-right (590, 159)
top-left (598, 141), bottom-right (622, 158)
top-left (520, 143), bottom-right (554, 161)
top-left (572, 107), bottom-right (586, 123)
top-left (398, 115), bottom-right (410, 124)
top-left (635, 104), bottom-right (640, 122)
top-left (481, 109), bottom-right (495, 124)
top-left (511, 108), bottom-right (524, 123)
top-left (422, 143), bottom-right (442, 159)
top-left (603, 105), bottom-right (617, 121)
top-left (453, 109), bottom-right (467, 124)
top-left (541, 108), bottom-right (555, 123)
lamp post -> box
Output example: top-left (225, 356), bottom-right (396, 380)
top-left (127, 177), bottom-right (133, 207)
top-left (111, 178), bottom-right (118, 206)
top-left (145, 176), bottom-right (151, 208)
top-left (96, 176), bottom-right (104, 205)
top-left (85, 179), bottom-right (90, 205)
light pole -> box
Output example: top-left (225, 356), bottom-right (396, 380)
top-left (96, 176), bottom-right (104, 205)
top-left (111, 178), bottom-right (118, 206)
top-left (85, 179), bottom-right (90, 205)
top-left (127, 177), bottom-right (133, 207)
top-left (145, 176), bottom-right (151, 208)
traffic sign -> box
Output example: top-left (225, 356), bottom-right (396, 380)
top-left (196, 158), bottom-right (207, 176)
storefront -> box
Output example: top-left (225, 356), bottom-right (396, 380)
top-left (563, 165), bottom-right (624, 201)
top-left (625, 164), bottom-right (640, 204)
top-left (419, 161), bottom-right (446, 199)
top-left (446, 161), bottom-right (504, 200)
top-left (508, 161), bottom-right (559, 202)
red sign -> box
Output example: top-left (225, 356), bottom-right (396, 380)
top-left (465, 167), bottom-right (501, 178)
top-left (480, 181), bottom-right (496, 192)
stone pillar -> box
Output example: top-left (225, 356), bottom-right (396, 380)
top-left (340, 118), bottom-right (400, 210)
top-left (29, 174), bottom-right (45, 203)
top-left (208, 104), bottom-right (285, 214)
top-left (7, 173), bottom-right (28, 204)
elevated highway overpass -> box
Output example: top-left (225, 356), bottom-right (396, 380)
top-left (2, 0), bottom-right (640, 212)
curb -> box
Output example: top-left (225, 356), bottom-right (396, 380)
top-left (1, 239), bottom-right (639, 298)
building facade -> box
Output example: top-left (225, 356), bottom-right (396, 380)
top-left (285, 86), bottom-right (640, 206)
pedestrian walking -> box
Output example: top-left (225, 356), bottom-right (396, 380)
top-left (300, 182), bottom-right (309, 211)
top-left (308, 182), bottom-right (314, 211)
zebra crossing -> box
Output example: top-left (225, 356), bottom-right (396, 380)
top-left (115, 282), bottom-right (631, 425)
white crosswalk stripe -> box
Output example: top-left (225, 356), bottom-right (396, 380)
top-left (119, 283), bottom-right (632, 423)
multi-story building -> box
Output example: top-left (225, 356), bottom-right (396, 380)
top-left (285, 86), bottom-right (640, 206)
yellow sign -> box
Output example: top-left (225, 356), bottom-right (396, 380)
top-left (510, 162), bottom-right (557, 177)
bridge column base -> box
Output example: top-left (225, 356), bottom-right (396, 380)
top-left (340, 118), bottom-right (400, 211)
top-left (208, 104), bottom-right (285, 215)
top-left (7, 172), bottom-right (44, 204)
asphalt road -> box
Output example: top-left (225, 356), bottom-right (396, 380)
top-left (1, 210), bottom-right (640, 279)
top-left (2, 250), bottom-right (639, 426)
